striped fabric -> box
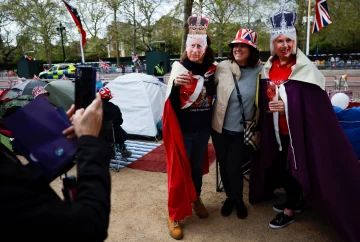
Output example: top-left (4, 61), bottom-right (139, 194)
top-left (110, 140), bottom-right (161, 171)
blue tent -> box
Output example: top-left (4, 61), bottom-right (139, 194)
top-left (334, 106), bottom-right (360, 158)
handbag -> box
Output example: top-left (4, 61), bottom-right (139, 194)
top-left (232, 74), bottom-right (260, 151)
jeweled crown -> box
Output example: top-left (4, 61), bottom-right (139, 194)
top-left (188, 13), bottom-right (210, 35)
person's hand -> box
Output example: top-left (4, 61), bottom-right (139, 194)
top-left (174, 73), bottom-right (191, 86)
top-left (63, 104), bottom-right (76, 139)
top-left (268, 100), bottom-right (285, 113)
top-left (72, 94), bottom-right (103, 138)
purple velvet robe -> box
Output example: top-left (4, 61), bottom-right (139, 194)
top-left (249, 78), bottom-right (360, 242)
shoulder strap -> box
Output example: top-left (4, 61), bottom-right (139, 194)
top-left (232, 75), bottom-right (246, 129)
top-left (255, 72), bottom-right (261, 108)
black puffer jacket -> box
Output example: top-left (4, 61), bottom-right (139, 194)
top-left (0, 136), bottom-right (112, 242)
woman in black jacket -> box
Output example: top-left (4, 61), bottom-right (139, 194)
top-left (0, 94), bottom-right (112, 242)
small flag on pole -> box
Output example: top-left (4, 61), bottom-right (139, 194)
top-left (33, 74), bottom-right (39, 80)
top-left (312, 0), bottom-right (332, 33)
top-left (99, 59), bottom-right (111, 71)
top-left (62, 0), bottom-right (87, 47)
top-left (132, 52), bottom-right (142, 65)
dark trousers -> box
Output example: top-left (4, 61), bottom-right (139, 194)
top-left (266, 135), bottom-right (303, 210)
top-left (211, 129), bottom-right (249, 201)
top-left (183, 128), bottom-right (210, 197)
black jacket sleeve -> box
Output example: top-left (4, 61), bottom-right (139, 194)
top-left (169, 83), bottom-right (180, 111)
top-left (1, 136), bottom-right (112, 242)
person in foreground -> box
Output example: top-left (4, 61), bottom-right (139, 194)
top-left (212, 28), bottom-right (262, 219)
top-left (0, 94), bottom-right (112, 242)
top-left (249, 9), bottom-right (360, 241)
top-left (163, 13), bottom-right (216, 240)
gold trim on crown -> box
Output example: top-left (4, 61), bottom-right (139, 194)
top-left (188, 13), bottom-right (210, 35)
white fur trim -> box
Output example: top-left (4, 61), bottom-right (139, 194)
top-left (270, 31), bottom-right (297, 56)
top-left (165, 62), bottom-right (188, 100)
top-left (279, 84), bottom-right (298, 170)
top-left (261, 49), bottom-right (326, 91)
top-left (273, 85), bottom-right (282, 151)
top-left (181, 75), bottom-right (204, 109)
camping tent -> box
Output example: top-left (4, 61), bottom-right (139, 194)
top-left (334, 106), bottom-right (360, 158)
top-left (45, 80), bottom-right (74, 110)
top-left (106, 73), bottom-right (167, 138)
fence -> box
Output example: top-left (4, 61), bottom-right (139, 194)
top-left (325, 74), bottom-right (360, 101)
top-left (317, 62), bottom-right (360, 70)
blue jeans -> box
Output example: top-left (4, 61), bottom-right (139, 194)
top-left (183, 128), bottom-right (210, 196)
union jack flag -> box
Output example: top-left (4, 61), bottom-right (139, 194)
top-left (99, 59), bottom-right (111, 71)
top-left (132, 52), bottom-right (141, 65)
top-left (33, 74), bottom-right (39, 80)
top-left (312, 0), bottom-right (332, 34)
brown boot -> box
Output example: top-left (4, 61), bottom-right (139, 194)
top-left (192, 197), bottom-right (209, 219)
top-left (168, 217), bottom-right (183, 240)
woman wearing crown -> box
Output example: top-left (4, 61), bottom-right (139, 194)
top-left (162, 14), bottom-right (217, 240)
top-left (249, 9), bottom-right (360, 241)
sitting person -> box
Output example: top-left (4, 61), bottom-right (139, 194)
top-left (98, 87), bottom-right (132, 158)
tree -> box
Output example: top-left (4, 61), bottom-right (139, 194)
top-left (180, 0), bottom-right (194, 54)
top-left (202, 0), bottom-right (241, 57)
top-left (310, 0), bottom-right (360, 53)
top-left (0, 3), bottom-right (16, 66)
top-left (0, 28), bottom-right (18, 66)
top-left (152, 15), bottom-right (183, 54)
top-left (102, 0), bottom-right (122, 65)
top-left (3, 0), bottom-right (63, 64)
top-left (77, 0), bottom-right (109, 38)
top-left (123, 0), bottom-right (141, 53)
top-left (137, 0), bottom-right (169, 49)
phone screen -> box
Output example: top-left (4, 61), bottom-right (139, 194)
top-left (75, 66), bottom-right (96, 110)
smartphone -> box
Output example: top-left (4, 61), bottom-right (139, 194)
top-left (75, 66), bottom-right (96, 110)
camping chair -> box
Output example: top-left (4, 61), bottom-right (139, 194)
top-left (216, 155), bottom-right (252, 192)
top-left (109, 122), bottom-right (132, 172)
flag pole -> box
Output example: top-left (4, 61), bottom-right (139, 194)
top-left (305, 0), bottom-right (312, 56)
top-left (79, 34), bottom-right (85, 64)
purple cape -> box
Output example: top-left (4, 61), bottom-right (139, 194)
top-left (249, 78), bottom-right (360, 242)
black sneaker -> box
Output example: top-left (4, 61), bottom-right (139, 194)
top-left (221, 198), bottom-right (235, 217)
top-left (273, 196), bottom-right (303, 213)
top-left (235, 199), bottom-right (248, 219)
top-left (269, 212), bottom-right (295, 229)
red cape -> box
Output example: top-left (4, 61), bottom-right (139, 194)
top-left (163, 98), bottom-right (210, 220)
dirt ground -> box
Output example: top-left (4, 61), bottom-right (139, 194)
top-left (51, 162), bottom-right (342, 242)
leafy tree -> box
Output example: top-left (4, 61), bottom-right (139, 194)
top-left (3, 0), bottom-right (63, 64)
top-left (137, 0), bottom-right (169, 49)
top-left (180, 0), bottom-right (194, 54)
top-left (152, 15), bottom-right (183, 54)
top-left (102, 0), bottom-right (123, 65)
top-left (202, 0), bottom-right (241, 57)
top-left (77, 0), bottom-right (109, 38)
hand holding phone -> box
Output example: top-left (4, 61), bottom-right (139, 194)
top-left (75, 66), bottom-right (97, 110)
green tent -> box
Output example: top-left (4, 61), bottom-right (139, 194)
top-left (45, 81), bottom-right (74, 110)
top-left (0, 95), bottom-right (34, 118)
